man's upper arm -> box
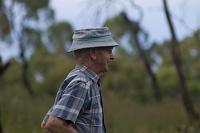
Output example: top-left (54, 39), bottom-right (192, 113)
top-left (48, 79), bottom-right (90, 123)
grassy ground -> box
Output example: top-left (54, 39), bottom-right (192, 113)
top-left (0, 86), bottom-right (199, 133)
top-left (104, 91), bottom-right (199, 133)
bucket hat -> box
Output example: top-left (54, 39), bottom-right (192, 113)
top-left (67, 27), bottom-right (119, 52)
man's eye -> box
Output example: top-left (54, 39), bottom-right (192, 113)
top-left (107, 49), bottom-right (112, 52)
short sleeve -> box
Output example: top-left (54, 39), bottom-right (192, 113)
top-left (49, 79), bottom-right (90, 123)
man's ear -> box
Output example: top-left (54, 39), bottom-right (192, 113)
top-left (89, 48), bottom-right (97, 60)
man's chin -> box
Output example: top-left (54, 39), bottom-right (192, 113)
top-left (98, 70), bottom-right (108, 76)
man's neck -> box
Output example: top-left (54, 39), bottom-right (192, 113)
top-left (76, 61), bottom-right (101, 76)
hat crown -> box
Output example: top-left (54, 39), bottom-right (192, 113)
top-left (73, 27), bottom-right (111, 40)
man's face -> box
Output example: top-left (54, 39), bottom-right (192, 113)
top-left (94, 47), bottom-right (114, 74)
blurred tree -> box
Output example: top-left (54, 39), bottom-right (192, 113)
top-left (29, 43), bottom-right (74, 95)
top-left (102, 47), bottom-right (151, 102)
top-left (0, 57), bottom-right (10, 76)
top-left (0, 0), bottom-right (54, 95)
top-left (163, 0), bottom-right (199, 121)
top-left (47, 22), bottom-right (73, 55)
top-left (105, 12), bottom-right (162, 101)
top-left (180, 34), bottom-right (200, 99)
top-left (152, 43), bottom-right (178, 96)
top-left (0, 0), bottom-right (73, 96)
top-left (0, 3), bottom-right (10, 39)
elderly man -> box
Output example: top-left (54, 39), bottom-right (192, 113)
top-left (41, 27), bottom-right (119, 133)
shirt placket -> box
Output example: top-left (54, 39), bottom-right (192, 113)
top-left (98, 81), bottom-right (106, 133)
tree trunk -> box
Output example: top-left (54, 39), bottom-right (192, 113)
top-left (22, 59), bottom-right (34, 96)
top-left (133, 34), bottom-right (162, 101)
top-left (19, 45), bottom-right (34, 96)
top-left (6, 2), bottom-right (34, 96)
top-left (0, 62), bottom-right (11, 77)
top-left (122, 13), bottom-right (162, 101)
top-left (163, 0), bottom-right (199, 121)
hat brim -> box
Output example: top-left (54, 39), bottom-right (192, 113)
top-left (67, 39), bottom-right (119, 52)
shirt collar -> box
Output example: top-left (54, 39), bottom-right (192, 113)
top-left (75, 64), bottom-right (100, 83)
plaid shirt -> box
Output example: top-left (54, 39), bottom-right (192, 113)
top-left (42, 65), bottom-right (106, 133)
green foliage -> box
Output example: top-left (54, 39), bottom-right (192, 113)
top-left (26, 0), bottom-right (49, 13)
top-left (105, 14), bottom-right (131, 38)
top-left (0, 0), bottom-right (73, 97)
top-left (179, 36), bottom-right (200, 99)
top-left (102, 47), bottom-right (152, 102)
top-left (152, 33), bottom-right (200, 98)
top-left (47, 22), bottom-right (73, 54)
top-left (0, 59), bottom-right (21, 88)
top-left (14, 0), bottom-right (50, 18)
top-left (1, 84), bottom-right (199, 133)
top-left (48, 22), bottom-right (73, 41)
top-left (24, 27), bottom-right (42, 48)
top-left (0, 84), bottom-right (54, 133)
top-left (38, 57), bottom-right (74, 95)
top-left (104, 91), bottom-right (199, 133)
top-left (157, 65), bottom-right (178, 96)
top-left (29, 44), bottom-right (74, 95)
top-left (151, 41), bottom-right (173, 65)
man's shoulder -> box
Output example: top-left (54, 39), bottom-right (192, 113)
top-left (67, 68), bottom-right (91, 83)
top-left (62, 69), bottom-right (93, 91)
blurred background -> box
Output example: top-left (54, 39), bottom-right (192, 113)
top-left (0, 0), bottom-right (200, 132)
